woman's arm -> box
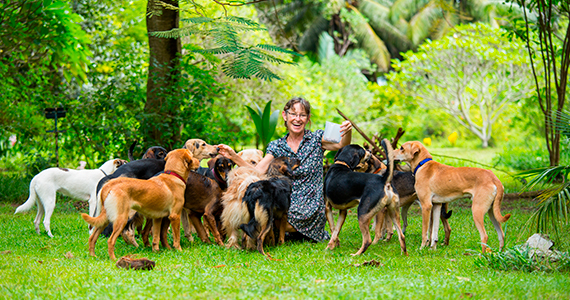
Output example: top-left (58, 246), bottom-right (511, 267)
top-left (322, 120), bottom-right (352, 151)
top-left (217, 144), bottom-right (273, 173)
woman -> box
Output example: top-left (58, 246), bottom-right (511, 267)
top-left (218, 97), bottom-right (352, 242)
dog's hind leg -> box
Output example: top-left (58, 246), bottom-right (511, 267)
top-left (108, 216), bottom-right (128, 260)
top-left (41, 195), bottom-right (57, 238)
top-left (326, 209), bottom-right (347, 251)
top-left (372, 209), bottom-right (387, 245)
top-left (169, 212), bottom-right (182, 251)
top-left (488, 209), bottom-right (505, 251)
top-left (180, 208), bottom-right (194, 242)
top-left (471, 199), bottom-right (490, 253)
top-left (151, 218), bottom-right (163, 252)
top-left (352, 212), bottom-right (375, 256)
top-left (386, 203), bottom-right (407, 255)
top-left (189, 212), bottom-right (210, 244)
top-left (159, 217), bottom-right (171, 249)
top-left (141, 218), bottom-right (153, 247)
top-left (441, 204), bottom-right (452, 246)
top-left (88, 226), bottom-right (104, 257)
top-left (34, 198), bottom-right (45, 235)
top-left (429, 204), bottom-right (442, 250)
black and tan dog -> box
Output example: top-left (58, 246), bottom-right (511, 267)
top-left (240, 157), bottom-right (300, 259)
top-left (324, 140), bottom-right (407, 256)
top-left (81, 149), bottom-right (200, 260)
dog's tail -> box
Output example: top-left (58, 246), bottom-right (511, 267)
top-left (81, 188), bottom-right (112, 228)
top-left (492, 177), bottom-right (511, 223)
top-left (128, 141), bottom-right (137, 162)
top-left (15, 177), bottom-right (39, 214)
top-left (239, 184), bottom-right (266, 239)
top-left (381, 138), bottom-right (394, 185)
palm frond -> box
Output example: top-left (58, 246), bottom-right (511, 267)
top-left (347, 4), bottom-right (391, 72)
top-left (408, 1), bottom-right (444, 46)
top-left (317, 31), bottom-right (335, 61)
top-left (548, 110), bottom-right (570, 137)
top-left (521, 182), bottom-right (570, 240)
top-left (389, 0), bottom-right (431, 23)
top-left (298, 16), bottom-right (329, 52)
top-left (359, 0), bottom-right (413, 52)
top-left (223, 16), bottom-right (263, 28)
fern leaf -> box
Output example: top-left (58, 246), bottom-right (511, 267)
top-left (180, 17), bottom-right (214, 24)
top-left (255, 44), bottom-right (301, 56)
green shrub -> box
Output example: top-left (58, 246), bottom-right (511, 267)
top-left (493, 139), bottom-right (570, 171)
top-left (0, 173), bottom-right (29, 203)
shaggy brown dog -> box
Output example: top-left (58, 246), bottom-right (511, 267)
top-left (81, 149), bottom-right (199, 260)
top-left (393, 141), bottom-right (510, 252)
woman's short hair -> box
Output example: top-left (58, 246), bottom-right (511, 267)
top-left (283, 97), bottom-right (311, 115)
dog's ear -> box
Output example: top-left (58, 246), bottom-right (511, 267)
top-left (334, 147), bottom-right (344, 161)
top-left (410, 142), bottom-right (421, 159)
top-left (194, 141), bottom-right (201, 150)
top-left (183, 140), bottom-right (195, 152)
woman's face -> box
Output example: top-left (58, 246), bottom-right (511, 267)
top-left (282, 103), bottom-right (309, 135)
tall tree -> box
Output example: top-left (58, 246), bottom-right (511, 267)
top-left (390, 23), bottom-right (532, 148)
top-left (143, 0), bottom-right (182, 149)
top-left (513, 0), bottom-right (570, 166)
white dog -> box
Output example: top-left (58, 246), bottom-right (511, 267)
top-left (15, 159), bottom-right (126, 237)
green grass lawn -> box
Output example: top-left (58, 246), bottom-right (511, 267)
top-left (1, 196), bottom-right (569, 299)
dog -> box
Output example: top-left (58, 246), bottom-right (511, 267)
top-left (192, 155), bottom-right (235, 245)
top-left (240, 157), bottom-right (300, 259)
top-left (237, 149), bottom-right (264, 166)
top-left (81, 149), bottom-right (200, 260)
top-left (324, 140), bottom-right (407, 256)
top-left (182, 139), bottom-right (218, 160)
top-left (96, 147), bottom-right (169, 245)
top-left (127, 142), bottom-right (168, 161)
top-left (14, 159), bottom-right (126, 237)
top-left (356, 149), bottom-right (452, 245)
top-left (148, 155), bottom-right (235, 247)
top-left (221, 167), bottom-right (265, 248)
top-left (393, 141), bottom-right (511, 252)
top-left (371, 170), bottom-right (452, 246)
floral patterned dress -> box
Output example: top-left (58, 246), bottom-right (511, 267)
top-left (266, 129), bottom-right (330, 242)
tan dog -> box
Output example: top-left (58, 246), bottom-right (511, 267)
top-left (237, 149), bottom-right (264, 166)
top-left (182, 139), bottom-right (218, 160)
top-left (393, 141), bottom-right (511, 252)
top-left (81, 149), bottom-right (200, 260)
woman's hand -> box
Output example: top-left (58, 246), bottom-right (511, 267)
top-left (216, 144), bottom-right (237, 160)
top-left (340, 121), bottom-right (352, 137)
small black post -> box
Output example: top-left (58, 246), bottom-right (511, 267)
top-left (45, 108), bottom-right (66, 167)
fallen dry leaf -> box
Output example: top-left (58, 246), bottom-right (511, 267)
top-left (64, 252), bottom-right (75, 259)
top-left (1, 250), bottom-right (12, 255)
top-left (461, 293), bottom-right (474, 298)
top-left (463, 253), bottom-right (473, 256)
top-left (315, 279), bottom-right (326, 283)
top-left (456, 277), bottom-right (471, 281)
top-left (353, 259), bottom-right (384, 267)
top-left (37, 260), bottom-right (43, 264)
top-left (212, 265), bottom-right (226, 268)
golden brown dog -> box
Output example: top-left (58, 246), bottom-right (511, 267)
top-left (393, 141), bottom-right (511, 252)
top-left (81, 149), bottom-right (200, 260)
top-left (182, 138), bottom-right (218, 160)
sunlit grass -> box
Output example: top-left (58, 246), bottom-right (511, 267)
top-left (1, 198), bottom-right (569, 299)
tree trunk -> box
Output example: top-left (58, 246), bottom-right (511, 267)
top-left (144, 0), bottom-right (181, 149)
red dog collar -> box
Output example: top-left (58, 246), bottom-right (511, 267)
top-left (165, 170), bottom-right (186, 185)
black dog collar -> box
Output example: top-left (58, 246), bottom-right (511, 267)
top-left (413, 158), bottom-right (433, 176)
